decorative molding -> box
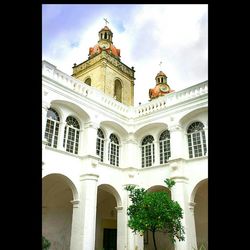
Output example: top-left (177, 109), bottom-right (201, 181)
top-left (115, 206), bottom-right (123, 211)
top-left (70, 199), bottom-right (80, 208)
top-left (170, 176), bottom-right (189, 183)
top-left (80, 173), bottom-right (99, 181)
top-left (188, 201), bottom-right (196, 214)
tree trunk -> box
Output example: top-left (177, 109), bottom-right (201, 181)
top-left (152, 230), bottom-right (157, 250)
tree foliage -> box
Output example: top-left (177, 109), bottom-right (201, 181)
top-left (42, 236), bottom-right (51, 250)
top-left (125, 179), bottom-right (185, 250)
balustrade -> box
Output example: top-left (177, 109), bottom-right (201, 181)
top-left (42, 61), bottom-right (207, 119)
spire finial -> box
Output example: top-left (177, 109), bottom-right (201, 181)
top-left (104, 18), bottom-right (109, 26)
top-left (159, 61), bottom-right (163, 70)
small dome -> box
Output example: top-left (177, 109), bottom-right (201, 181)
top-left (99, 26), bottom-right (113, 33)
top-left (88, 43), bottom-right (120, 58)
top-left (155, 71), bottom-right (167, 79)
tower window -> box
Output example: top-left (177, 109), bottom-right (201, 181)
top-left (114, 79), bottom-right (122, 102)
top-left (45, 108), bottom-right (60, 148)
top-left (187, 122), bottom-right (207, 158)
top-left (141, 135), bottom-right (155, 168)
top-left (159, 130), bottom-right (171, 164)
top-left (63, 116), bottom-right (80, 154)
top-left (104, 32), bottom-right (107, 39)
top-left (101, 33), bottom-right (103, 39)
top-left (85, 78), bottom-right (91, 86)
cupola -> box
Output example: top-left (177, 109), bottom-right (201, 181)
top-left (149, 70), bottom-right (174, 100)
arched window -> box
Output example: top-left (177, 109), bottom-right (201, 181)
top-left (114, 79), bottom-right (122, 102)
top-left (159, 130), bottom-right (171, 164)
top-left (85, 78), bottom-right (91, 86)
top-left (141, 135), bottom-right (155, 168)
top-left (108, 134), bottom-right (119, 166)
top-left (187, 122), bottom-right (207, 158)
top-left (63, 116), bottom-right (80, 154)
top-left (96, 128), bottom-right (105, 162)
top-left (45, 108), bottom-right (60, 148)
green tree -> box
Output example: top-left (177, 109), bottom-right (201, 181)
top-left (42, 236), bottom-right (51, 250)
top-left (125, 178), bottom-right (185, 250)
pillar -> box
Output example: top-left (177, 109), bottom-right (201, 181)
top-left (170, 176), bottom-right (197, 250)
top-left (83, 122), bottom-right (99, 157)
top-left (116, 206), bottom-right (126, 250)
top-left (188, 202), bottom-right (198, 249)
top-left (124, 133), bottom-right (139, 168)
top-left (168, 124), bottom-right (185, 160)
top-left (70, 199), bottom-right (81, 250)
top-left (79, 173), bottom-right (99, 250)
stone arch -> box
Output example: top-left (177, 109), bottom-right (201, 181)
top-left (178, 107), bottom-right (208, 129)
top-left (97, 184), bottom-right (122, 207)
top-left (135, 122), bottom-right (168, 141)
top-left (190, 178), bottom-right (208, 249)
top-left (51, 99), bottom-right (91, 127)
top-left (95, 184), bottom-right (122, 250)
top-left (42, 173), bottom-right (78, 250)
top-left (100, 120), bottom-right (129, 140)
top-left (42, 173), bottom-right (79, 202)
top-left (190, 178), bottom-right (207, 205)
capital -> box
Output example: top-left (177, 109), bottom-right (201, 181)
top-left (84, 121), bottom-right (99, 130)
top-left (168, 123), bottom-right (182, 132)
top-left (80, 173), bottom-right (99, 182)
top-left (71, 199), bottom-right (80, 208)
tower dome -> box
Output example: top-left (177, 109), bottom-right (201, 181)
top-left (88, 25), bottom-right (120, 60)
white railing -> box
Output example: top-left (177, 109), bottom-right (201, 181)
top-left (42, 61), bottom-right (132, 116)
top-left (42, 61), bottom-right (207, 119)
top-left (134, 81), bottom-right (208, 117)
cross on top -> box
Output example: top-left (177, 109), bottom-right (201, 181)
top-left (104, 18), bottom-right (109, 26)
top-left (159, 61), bottom-right (163, 70)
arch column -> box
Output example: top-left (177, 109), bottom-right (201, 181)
top-left (168, 124), bottom-right (185, 160)
top-left (188, 201), bottom-right (198, 249)
top-left (70, 199), bottom-right (81, 250)
top-left (124, 133), bottom-right (139, 168)
top-left (170, 176), bottom-right (196, 250)
top-left (79, 174), bottom-right (99, 250)
top-left (82, 122), bottom-right (99, 157)
top-left (116, 206), bottom-right (126, 250)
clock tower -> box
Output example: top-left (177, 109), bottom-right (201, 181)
top-left (149, 70), bottom-right (174, 100)
top-left (72, 24), bottom-right (135, 106)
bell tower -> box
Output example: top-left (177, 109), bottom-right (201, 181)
top-left (72, 21), bottom-right (135, 106)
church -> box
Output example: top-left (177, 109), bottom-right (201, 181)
top-left (42, 23), bottom-right (208, 250)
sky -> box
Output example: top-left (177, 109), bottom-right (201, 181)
top-left (42, 4), bottom-right (208, 106)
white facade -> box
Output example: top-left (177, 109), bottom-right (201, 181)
top-left (42, 60), bottom-right (208, 250)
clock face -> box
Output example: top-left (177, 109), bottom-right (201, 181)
top-left (160, 85), bottom-right (170, 93)
top-left (100, 41), bottom-right (110, 49)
